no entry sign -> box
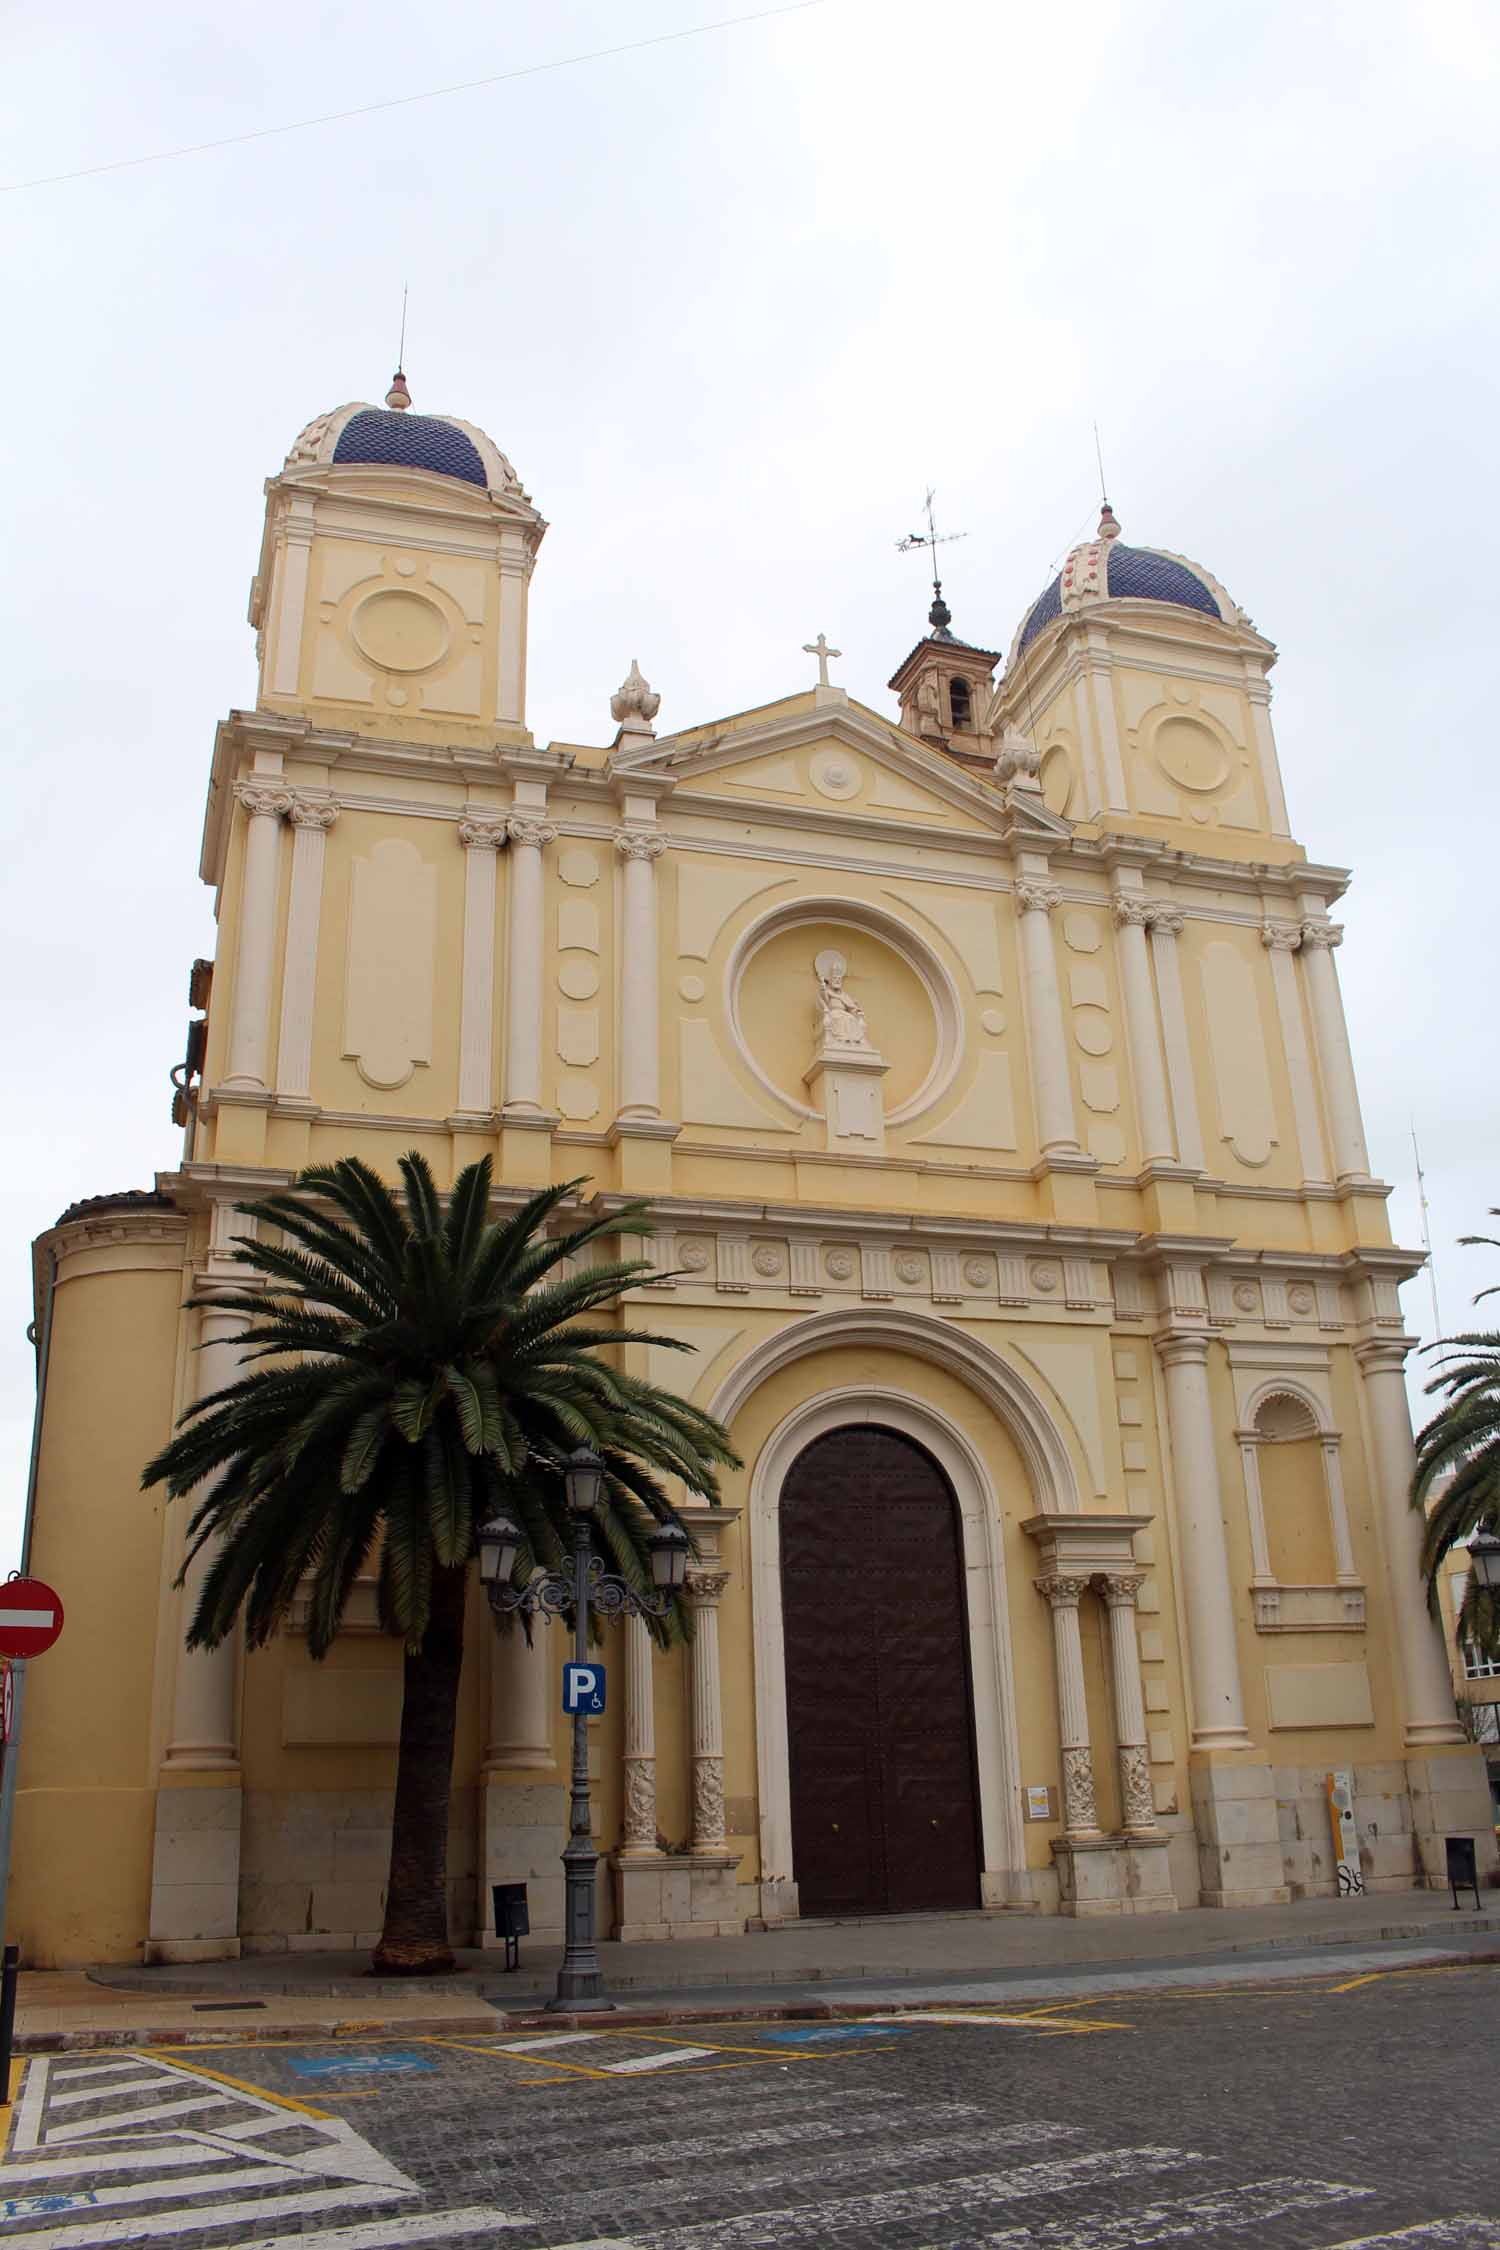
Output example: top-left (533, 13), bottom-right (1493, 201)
top-left (0, 1581), bottom-right (64, 1660)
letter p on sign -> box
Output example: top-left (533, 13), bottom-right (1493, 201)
top-left (563, 1662), bottom-right (606, 1716)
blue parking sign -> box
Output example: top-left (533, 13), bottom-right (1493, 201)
top-left (563, 1662), bottom-right (606, 1715)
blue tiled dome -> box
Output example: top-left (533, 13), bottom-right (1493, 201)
top-left (1017, 528), bottom-right (1225, 657)
top-left (332, 408), bottom-right (488, 487)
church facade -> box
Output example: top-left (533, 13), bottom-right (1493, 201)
top-left (19, 382), bottom-right (1494, 1967)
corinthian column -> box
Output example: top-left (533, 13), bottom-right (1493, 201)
top-left (620, 1612), bottom-right (659, 1856)
top-left (1261, 922), bottom-right (1330, 1186)
top-left (1038, 1575), bottom-right (1099, 1835)
top-left (455, 817), bottom-right (506, 1121)
top-left (1111, 893), bottom-right (1175, 1164)
top-left (1146, 906), bottom-right (1204, 1170)
top-left (274, 796), bottom-right (338, 1104)
top-left (614, 827), bottom-right (668, 1120)
top-left (1299, 919), bottom-right (1371, 1183)
top-left (1101, 1574), bottom-right (1158, 1834)
top-left (686, 1570), bottom-right (730, 1851)
top-left (1155, 1330), bottom-right (1252, 1749)
top-left (222, 783), bottom-right (291, 1091)
top-left (1355, 1342), bottom-right (1466, 1746)
top-left (1015, 877), bottom-right (1080, 1155)
top-left (501, 814), bottom-right (556, 1114)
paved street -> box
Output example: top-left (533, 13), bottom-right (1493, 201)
top-left (4, 1961), bottom-right (1499, 2248)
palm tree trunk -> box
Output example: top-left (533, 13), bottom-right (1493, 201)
top-left (372, 1563), bottom-right (467, 1973)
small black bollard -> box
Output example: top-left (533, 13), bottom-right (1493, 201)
top-left (0, 1943), bottom-right (19, 2095)
top-left (1445, 1834), bottom-right (1481, 1910)
top-left (491, 1883), bottom-right (530, 1973)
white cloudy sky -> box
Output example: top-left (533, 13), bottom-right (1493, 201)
top-left (4, 0), bottom-right (1499, 1567)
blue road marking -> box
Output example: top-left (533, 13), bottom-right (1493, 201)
top-left (283, 2049), bottom-right (437, 2079)
top-left (753, 2024), bottom-right (915, 2045)
top-left (3, 2193), bottom-right (101, 2218)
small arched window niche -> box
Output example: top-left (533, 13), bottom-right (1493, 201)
top-left (1237, 1387), bottom-right (1365, 1633)
top-left (948, 677), bottom-right (973, 731)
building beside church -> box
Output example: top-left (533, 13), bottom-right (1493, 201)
top-left (19, 377), bottom-right (1496, 1966)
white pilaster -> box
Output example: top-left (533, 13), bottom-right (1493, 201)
top-left (496, 533), bottom-right (531, 729)
top-left (686, 1570), bottom-right (729, 1852)
top-left (1101, 1573), bottom-right (1158, 1834)
top-left (1038, 1575), bottom-right (1100, 1836)
top-left (1298, 915), bottom-right (1371, 1183)
top-left (1261, 921), bottom-right (1331, 1186)
top-left (1322, 1436), bottom-right (1360, 1586)
top-left (1014, 876), bottom-right (1080, 1155)
top-left (1355, 1341), bottom-right (1466, 1747)
top-left (269, 501), bottom-right (314, 700)
top-left (273, 796), bottom-right (337, 1104)
top-left (222, 783), bottom-right (290, 1091)
top-left (1083, 635), bottom-right (1128, 808)
top-left (1146, 906), bottom-right (1204, 1170)
top-left (501, 813), bottom-right (556, 1114)
top-left (621, 1612), bottom-right (659, 1857)
top-left (455, 817), bottom-right (506, 1121)
top-left (1155, 1330), bottom-right (1253, 1750)
top-left (1237, 1434), bottom-right (1275, 1585)
top-left (1244, 671), bottom-right (1291, 838)
top-left (614, 827), bottom-right (668, 1120)
top-left (1111, 892), bottom-right (1176, 1164)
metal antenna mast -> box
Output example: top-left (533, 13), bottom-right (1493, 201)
top-left (897, 486), bottom-right (967, 634)
top-left (1412, 1120), bottom-right (1443, 1338)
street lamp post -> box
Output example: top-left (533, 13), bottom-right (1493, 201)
top-left (477, 1447), bottom-right (690, 2011)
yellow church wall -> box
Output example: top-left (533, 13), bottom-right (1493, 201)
top-left (15, 1228), bottom-right (191, 1966)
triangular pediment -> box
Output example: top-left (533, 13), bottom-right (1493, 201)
top-left (608, 693), bottom-right (1073, 844)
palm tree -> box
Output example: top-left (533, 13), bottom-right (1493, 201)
top-left (1413, 1213), bottom-right (1500, 1661)
top-left (143, 1153), bottom-right (737, 1974)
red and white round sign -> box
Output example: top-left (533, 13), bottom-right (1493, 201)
top-left (0, 1580), bottom-right (64, 1660)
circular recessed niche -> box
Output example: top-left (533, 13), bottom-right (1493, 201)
top-left (980, 1006), bottom-right (1006, 1036)
top-left (729, 906), bottom-right (954, 1125)
top-left (1153, 715), bottom-right (1231, 794)
top-left (1040, 744), bottom-right (1073, 818)
top-left (352, 588), bottom-right (450, 674)
top-left (810, 751), bottom-right (862, 801)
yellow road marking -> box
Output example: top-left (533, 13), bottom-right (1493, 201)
top-left (143, 2052), bottom-right (333, 2119)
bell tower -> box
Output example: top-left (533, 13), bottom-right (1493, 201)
top-left (248, 372), bottom-right (546, 747)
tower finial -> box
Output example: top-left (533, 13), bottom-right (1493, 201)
top-left (897, 486), bottom-right (967, 640)
top-left (386, 283), bottom-right (411, 409)
top-left (1098, 498), bottom-right (1121, 541)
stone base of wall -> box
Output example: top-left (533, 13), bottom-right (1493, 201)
top-left (610, 1851), bottom-right (744, 1940)
top-left (146, 1783), bottom-right (243, 1965)
top-left (1051, 1832), bottom-right (1177, 1916)
top-left (1191, 1762), bottom-right (1292, 1907)
top-left (479, 1779), bottom-right (566, 1947)
top-left (236, 1787), bottom-right (476, 1953)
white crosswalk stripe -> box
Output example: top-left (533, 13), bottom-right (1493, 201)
top-left (1320, 2224), bottom-right (1500, 2247)
top-left (913, 2174), bottom-right (1377, 2247)
top-left (600, 2046), bottom-right (719, 2074)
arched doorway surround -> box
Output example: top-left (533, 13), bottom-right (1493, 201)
top-left (710, 1307), bottom-right (1082, 1922)
top-left (781, 1423), bottom-right (982, 1916)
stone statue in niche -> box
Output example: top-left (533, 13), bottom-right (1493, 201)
top-left (813, 951), bottom-right (872, 1051)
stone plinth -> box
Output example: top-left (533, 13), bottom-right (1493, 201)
top-left (1051, 1832), bottom-right (1177, 1917)
top-left (481, 1780), bottom-right (566, 1947)
top-left (803, 1044), bottom-right (889, 1153)
top-left (609, 1851), bottom-right (743, 1941)
top-left (1191, 1762), bottom-right (1292, 1907)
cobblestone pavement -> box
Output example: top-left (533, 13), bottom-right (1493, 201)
top-left (4, 1961), bottom-right (1498, 2247)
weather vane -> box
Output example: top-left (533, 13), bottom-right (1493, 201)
top-left (897, 487), bottom-right (966, 636)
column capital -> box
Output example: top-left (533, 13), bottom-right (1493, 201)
top-left (1014, 878), bottom-right (1062, 916)
top-left (1354, 1337), bottom-right (1413, 1378)
top-left (1099, 1571), bottom-right (1145, 1609)
top-left (1261, 918), bottom-right (1303, 952)
top-left (1154, 1329), bottom-right (1211, 1369)
top-left (1145, 903), bottom-right (1185, 937)
top-left (234, 781), bottom-right (293, 821)
top-left (614, 825), bottom-right (669, 863)
top-left (506, 814), bottom-right (557, 851)
top-left (1110, 891), bottom-right (1152, 928)
top-left (1299, 918), bottom-right (1344, 951)
top-left (287, 794), bottom-right (338, 831)
top-left (458, 814), bottom-right (507, 852)
top-left (1036, 1572), bottom-right (1089, 1608)
top-left (685, 1568), bottom-right (730, 1607)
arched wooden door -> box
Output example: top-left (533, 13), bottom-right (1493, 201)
top-left (780, 1425), bottom-right (982, 1918)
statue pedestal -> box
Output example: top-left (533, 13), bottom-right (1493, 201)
top-left (804, 1043), bottom-right (889, 1153)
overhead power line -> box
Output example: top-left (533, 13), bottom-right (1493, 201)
top-left (3, 1), bottom-right (826, 194)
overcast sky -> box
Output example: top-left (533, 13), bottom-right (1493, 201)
top-left (4, 0), bottom-right (1499, 1569)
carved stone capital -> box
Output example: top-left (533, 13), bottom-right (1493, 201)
top-left (506, 815), bottom-right (557, 851)
top-left (1145, 903), bottom-right (1185, 937)
top-left (1036, 1573), bottom-right (1090, 1609)
top-left (1110, 892), bottom-right (1152, 929)
top-left (458, 815), bottom-right (508, 852)
top-left (1260, 919), bottom-right (1303, 952)
top-left (287, 795), bottom-right (339, 831)
top-left (686, 1569), bottom-right (730, 1607)
top-left (614, 825), bottom-right (669, 863)
top-left (1300, 919), bottom-right (1343, 951)
top-left (235, 782), bottom-right (293, 821)
top-left (1099, 1571), bottom-right (1145, 1609)
top-left (1015, 879), bottom-right (1062, 917)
